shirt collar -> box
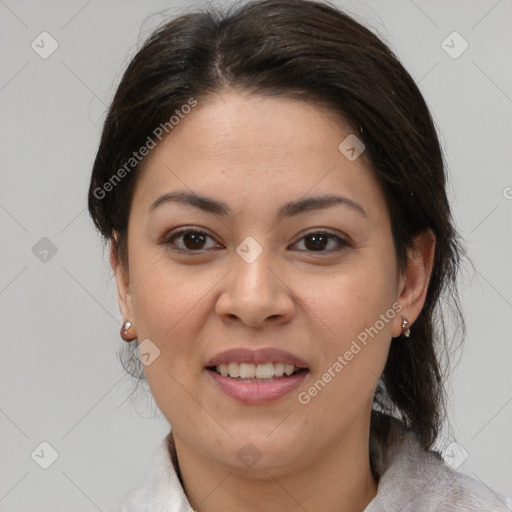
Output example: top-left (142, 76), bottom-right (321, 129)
top-left (142, 419), bottom-right (510, 512)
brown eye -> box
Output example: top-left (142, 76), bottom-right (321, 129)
top-left (165, 229), bottom-right (219, 253)
top-left (293, 231), bottom-right (348, 253)
top-left (181, 231), bottom-right (208, 250)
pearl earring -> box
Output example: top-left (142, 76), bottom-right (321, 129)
top-left (120, 320), bottom-right (135, 342)
top-left (401, 315), bottom-right (411, 338)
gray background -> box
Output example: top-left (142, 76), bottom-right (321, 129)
top-left (1, 0), bottom-right (511, 509)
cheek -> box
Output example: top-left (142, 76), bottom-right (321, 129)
top-left (130, 254), bottom-right (213, 333)
top-left (299, 271), bottom-right (393, 416)
top-left (296, 256), bottom-right (396, 340)
top-left (128, 257), bottom-right (209, 419)
top-left (294, 254), bottom-right (396, 400)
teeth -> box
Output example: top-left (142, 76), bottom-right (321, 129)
top-left (273, 363), bottom-right (285, 377)
top-left (255, 363), bottom-right (273, 379)
top-left (215, 362), bottom-right (303, 379)
top-left (239, 363), bottom-right (256, 379)
top-left (284, 364), bottom-right (295, 376)
top-left (227, 362), bottom-right (239, 378)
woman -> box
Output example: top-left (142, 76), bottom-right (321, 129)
top-left (88, 0), bottom-right (511, 510)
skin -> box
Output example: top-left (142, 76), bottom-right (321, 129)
top-left (111, 90), bottom-right (436, 512)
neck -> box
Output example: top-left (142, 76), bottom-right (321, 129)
top-left (171, 416), bottom-right (378, 512)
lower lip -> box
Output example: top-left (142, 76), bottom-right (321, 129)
top-left (206, 368), bottom-right (309, 404)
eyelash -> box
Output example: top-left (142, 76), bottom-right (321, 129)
top-left (162, 228), bottom-right (350, 255)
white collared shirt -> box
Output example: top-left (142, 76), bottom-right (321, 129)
top-left (105, 429), bottom-right (511, 511)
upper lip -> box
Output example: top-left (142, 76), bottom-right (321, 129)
top-left (205, 348), bottom-right (309, 369)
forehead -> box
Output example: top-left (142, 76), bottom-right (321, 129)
top-left (131, 91), bottom-right (387, 223)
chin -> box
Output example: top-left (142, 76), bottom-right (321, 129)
top-left (213, 428), bottom-right (307, 473)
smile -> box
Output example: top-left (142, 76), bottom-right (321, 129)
top-left (211, 362), bottom-right (304, 379)
top-left (205, 364), bottom-right (309, 404)
top-left (204, 347), bottom-right (310, 403)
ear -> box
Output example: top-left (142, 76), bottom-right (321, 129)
top-left (110, 240), bottom-right (134, 323)
top-left (393, 228), bottom-right (436, 337)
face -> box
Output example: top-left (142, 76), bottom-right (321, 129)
top-left (113, 91), bottom-right (417, 474)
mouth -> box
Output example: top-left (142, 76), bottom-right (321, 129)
top-left (204, 347), bottom-right (310, 403)
top-left (206, 362), bottom-right (308, 382)
top-left (205, 358), bottom-right (310, 404)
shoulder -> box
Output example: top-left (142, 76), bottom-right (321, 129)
top-left (438, 467), bottom-right (512, 511)
top-left (367, 429), bottom-right (511, 511)
top-left (104, 433), bottom-right (194, 512)
top-left (104, 483), bottom-right (148, 512)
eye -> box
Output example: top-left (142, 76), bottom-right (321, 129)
top-left (163, 229), bottom-right (220, 253)
top-left (162, 228), bottom-right (349, 255)
top-left (291, 231), bottom-right (349, 253)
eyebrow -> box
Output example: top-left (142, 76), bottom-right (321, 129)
top-left (149, 191), bottom-right (367, 219)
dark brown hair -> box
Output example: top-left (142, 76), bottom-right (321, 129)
top-left (88, 0), bottom-right (467, 450)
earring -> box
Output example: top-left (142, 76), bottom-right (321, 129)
top-left (120, 320), bottom-right (136, 342)
top-left (401, 315), bottom-right (411, 338)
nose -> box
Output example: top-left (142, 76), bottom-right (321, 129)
top-left (215, 247), bottom-right (296, 329)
